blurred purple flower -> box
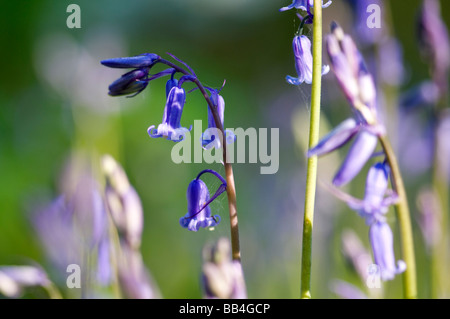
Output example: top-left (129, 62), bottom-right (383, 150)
top-left (102, 154), bottom-right (144, 250)
top-left (417, 189), bottom-right (442, 251)
top-left (118, 245), bottom-right (161, 299)
top-left (369, 221), bottom-right (406, 281)
top-left (34, 158), bottom-right (110, 289)
top-left (180, 170), bottom-right (227, 232)
top-left (0, 266), bottom-right (51, 298)
top-left (286, 35), bottom-right (330, 86)
top-left (309, 23), bottom-right (387, 186)
top-left (345, 0), bottom-right (384, 46)
top-left (418, 0), bottom-right (450, 93)
top-left (400, 81), bottom-right (440, 109)
top-left (280, 0), bottom-right (332, 12)
top-left (148, 86), bottom-right (191, 142)
top-left (330, 280), bottom-right (368, 299)
top-left (341, 229), bottom-right (373, 282)
top-left (377, 37), bottom-right (406, 87)
top-left (202, 238), bottom-right (247, 299)
top-left (327, 162), bottom-right (405, 281)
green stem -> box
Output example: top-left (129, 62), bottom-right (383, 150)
top-left (300, 3), bottom-right (322, 299)
top-left (378, 135), bottom-right (417, 299)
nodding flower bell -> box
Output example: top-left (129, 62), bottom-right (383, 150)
top-left (370, 221), bottom-right (407, 281)
top-left (202, 90), bottom-right (236, 150)
top-left (148, 86), bottom-right (190, 142)
top-left (180, 170), bottom-right (227, 232)
top-left (326, 162), bottom-right (405, 281)
top-left (287, 35), bottom-right (329, 86)
top-left (326, 22), bottom-right (379, 125)
top-left (280, 0), bottom-right (332, 12)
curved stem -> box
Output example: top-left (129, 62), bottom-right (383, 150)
top-left (300, 3), bottom-right (322, 299)
top-left (379, 135), bottom-right (417, 299)
top-left (159, 58), bottom-right (241, 261)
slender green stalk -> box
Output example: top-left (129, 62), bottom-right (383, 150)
top-left (300, 3), bottom-right (322, 299)
top-left (378, 135), bottom-right (417, 299)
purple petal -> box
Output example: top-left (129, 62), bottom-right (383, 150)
top-left (333, 130), bottom-right (378, 187)
top-left (308, 118), bottom-right (359, 157)
top-left (364, 163), bottom-right (389, 209)
top-left (369, 221), bottom-right (406, 281)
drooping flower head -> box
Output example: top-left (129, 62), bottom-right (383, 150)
top-left (307, 23), bottom-right (386, 186)
top-left (180, 170), bottom-right (227, 232)
top-left (148, 86), bottom-right (190, 142)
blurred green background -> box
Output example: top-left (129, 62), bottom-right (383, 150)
top-left (0, 0), bottom-right (448, 299)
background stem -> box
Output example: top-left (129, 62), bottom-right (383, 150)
top-left (379, 135), bottom-right (417, 299)
top-left (300, 3), bottom-right (322, 299)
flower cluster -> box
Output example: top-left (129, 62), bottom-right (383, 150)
top-left (311, 23), bottom-right (406, 282)
top-left (102, 53), bottom-right (230, 231)
top-left (281, 1), bottom-right (331, 86)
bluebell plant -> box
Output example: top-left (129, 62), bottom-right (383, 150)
top-left (101, 53), bottom-right (234, 233)
top-left (309, 22), bottom-right (417, 296)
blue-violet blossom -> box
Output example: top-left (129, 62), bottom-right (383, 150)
top-left (308, 23), bottom-right (385, 187)
top-left (287, 35), bottom-right (330, 85)
top-left (148, 86), bottom-right (191, 142)
top-left (329, 162), bottom-right (406, 281)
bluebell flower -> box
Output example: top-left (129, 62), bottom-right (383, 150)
top-left (369, 221), bottom-right (407, 281)
top-left (148, 86), bottom-right (191, 142)
top-left (345, 0), bottom-right (384, 46)
top-left (180, 170), bottom-right (227, 232)
top-left (202, 90), bottom-right (236, 150)
top-left (280, 0), bottom-right (332, 12)
top-left (309, 23), bottom-right (386, 186)
top-left (287, 35), bottom-right (329, 86)
top-left (327, 162), bottom-right (405, 281)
